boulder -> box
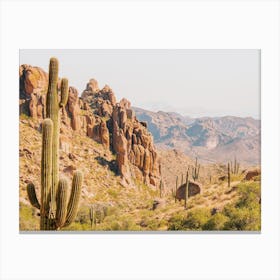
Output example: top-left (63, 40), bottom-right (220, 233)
top-left (176, 182), bottom-right (201, 201)
top-left (245, 169), bottom-right (261, 180)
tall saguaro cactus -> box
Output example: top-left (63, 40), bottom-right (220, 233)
top-left (192, 157), bottom-right (200, 181)
top-left (227, 162), bottom-right (231, 188)
top-left (184, 172), bottom-right (189, 209)
top-left (46, 58), bottom-right (69, 210)
top-left (175, 176), bottom-right (178, 203)
top-left (27, 58), bottom-right (83, 230)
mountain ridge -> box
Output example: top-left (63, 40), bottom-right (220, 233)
top-left (133, 107), bottom-right (260, 165)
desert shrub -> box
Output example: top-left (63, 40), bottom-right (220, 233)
top-left (75, 206), bottom-right (91, 224)
top-left (202, 213), bottom-right (229, 230)
top-left (107, 188), bottom-right (119, 199)
top-left (236, 182), bottom-right (260, 208)
top-left (183, 208), bottom-right (211, 230)
top-left (63, 222), bottom-right (91, 231)
top-left (97, 214), bottom-right (141, 231)
top-left (168, 209), bottom-right (211, 231)
top-left (19, 203), bottom-right (39, 231)
top-left (221, 182), bottom-right (261, 230)
top-left (222, 204), bottom-right (260, 230)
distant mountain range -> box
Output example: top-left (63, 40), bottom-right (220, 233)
top-left (133, 107), bottom-right (261, 165)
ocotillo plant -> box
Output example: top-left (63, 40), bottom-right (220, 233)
top-left (192, 157), bottom-right (200, 181)
top-left (26, 58), bottom-right (83, 230)
top-left (227, 162), bottom-right (231, 188)
top-left (184, 172), bottom-right (189, 209)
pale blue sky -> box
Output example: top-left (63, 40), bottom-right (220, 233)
top-left (20, 49), bottom-right (260, 119)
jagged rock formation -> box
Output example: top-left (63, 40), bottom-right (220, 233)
top-left (81, 80), bottom-right (160, 186)
top-left (19, 65), bottom-right (160, 187)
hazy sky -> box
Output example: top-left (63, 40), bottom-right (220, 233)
top-left (20, 49), bottom-right (260, 119)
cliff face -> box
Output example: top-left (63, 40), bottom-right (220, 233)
top-left (19, 65), bottom-right (161, 187)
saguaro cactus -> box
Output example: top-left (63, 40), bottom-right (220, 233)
top-left (27, 119), bottom-right (83, 230)
top-left (46, 58), bottom-right (69, 209)
top-left (230, 157), bottom-right (240, 174)
top-left (89, 206), bottom-right (95, 229)
top-left (175, 176), bottom-right (178, 203)
top-left (192, 157), bottom-right (200, 181)
top-left (184, 172), bottom-right (189, 209)
top-left (227, 162), bottom-right (231, 188)
top-left (159, 180), bottom-right (163, 198)
top-left (26, 58), bottom-right (83, 230)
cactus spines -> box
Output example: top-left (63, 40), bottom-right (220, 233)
top-left (227, 162), bottom-right (231, 188)
top-left (55, 178), bottom-right (69, 228)
top-left (64, 171), bottom-right (83, 227)
top-left (184, 172), bottom-right (189, 209)
top-left (40, 118), bottom-right (53, 230)
top-left (60, 78), bottom-right (69, 107)
top-left (27, 183), bottom-right (40, 210)
top-left (192, 157), bottom-right (200, 181)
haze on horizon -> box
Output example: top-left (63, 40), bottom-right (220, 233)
top-left (20, 49), bottom-right (260, 119)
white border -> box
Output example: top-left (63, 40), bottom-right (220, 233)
top-left (0, 1), bottom-right (279, 280)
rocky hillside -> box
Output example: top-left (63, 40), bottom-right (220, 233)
top-left (19, 65), bottom-right (161, 188)
top-left (134, 107), bottom-right (260, 165)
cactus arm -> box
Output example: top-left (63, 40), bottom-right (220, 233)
top-left (55, 178), bottom-right (69, 228)
top-left (59, 78), bottom-right (69, 107)
top-left (64, 171), bottom-right (83, 227)
top-left (40, 118), bottom-right (53, 230)
top-left (27, 182), bottom-right (40, 209)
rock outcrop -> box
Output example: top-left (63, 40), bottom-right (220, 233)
top-left (81, 80), bottom-right (161, 186)
top-left (19, 66), bottom-right (161, 187)
top-left (176, 182), bottom-right (201, 201)
top-left (19, 65), bottom-right (48, 118)
top-left (244, 169), bottom-right (260, 180)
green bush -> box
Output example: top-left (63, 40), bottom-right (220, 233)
top-left (222, 204), bottom-right (260, 230)
top-left (203, 213), bottom-right (229, 230)
top-left (221, 182), bottom-right (261, 230)
top-left (168, 209), bottom-right (211, 230)
top-left (19, 203), bottom-right (39, 231)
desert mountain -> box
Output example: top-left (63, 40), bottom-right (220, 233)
top-left (133, 107), bottom-right (260, 165)
top-left (19, 62), bottom-right (261, 231)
